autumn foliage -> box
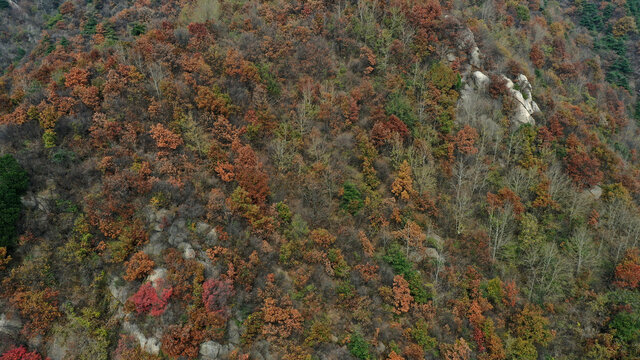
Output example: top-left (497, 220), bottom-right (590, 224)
top-left (149, 123), bottom-right (183, 150)
top-left (0, 347), bottom-right (45, 360)
top-left (123, 251), bottom-right (155, 281)
top-left (129, 282), bottom-right (173, 316)
top-left (614, 248), bottom-right (640, 289)
top-left (202, 278), bottom-right (235, 316)
top-left (392, 275), bottom-right (413, 314)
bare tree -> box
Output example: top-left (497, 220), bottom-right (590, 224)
top-left (566, 226), bottom-right (595, 275)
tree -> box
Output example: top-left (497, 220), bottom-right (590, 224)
top-left (202, 278), bottom-right (234, 316)
top-left (566, 226), bottom-right (595, 275)
top-left (129, 282), bottom-right (172, 316)
top-left (371, 115), bottom-right (410, 146)
top-left (0, 154), bottom-right (28, 248)
top-left (347, 331), bottom-right (372, 359)
top-left (123, 251), bottom-right (155, 281)
top-left (149, 123), bottom-right (183, 150)
top-left (340, 182), bottom-right (363, 215)
top-left (10, 288), bottom-right (61, 336)
top-left (393, 274), bottom-right (413, 314)
top-left (529, 44), bottom-right (544, 68)
top-left (310, 228), bottom-right (336, 248)
top-left (455, 125), bottom-right (479, 155)
top-left (614, 248), bottom-right (640, 289)
top-left (232, 140), bottom-right (270, 206)
top-left (392, 160), bottom-right (415, 201)
top-left (161, 324), bottom-right (205, 359)
top-left (0, 347), bottom-right (44, 360)
top-left (0, 246), bottom-right (10, 270)
top-left (441, 338), bottom-right (471, 360)
top-left (261, 296), bottom-right (302, 339)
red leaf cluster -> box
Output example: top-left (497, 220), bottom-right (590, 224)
top-left (129, 282), bottom-right (173, 316)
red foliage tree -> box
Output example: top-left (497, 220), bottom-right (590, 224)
top-left (614, 248), bottom-right (640, 289)
top-left (202, 278), bottom-right (235, 316)
top-left (488, 74), bottom-right (508, 99)
top-left (371, 114), bottom-right (410, 146)
top-left (129, 282), bottom-right (172, 316)
top-left (455, 125), bottom-right (479, 155)
top-left (65, 67), bottom-right (89, 88)
top-left (261, 296), bottom-right (303, 339)
top-left (0, 347), bottom-right (45, 360)
top-left (530, 44), bottom-right (545, 68)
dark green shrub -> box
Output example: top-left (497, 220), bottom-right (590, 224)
top-left (82, 15), bottom-right (98, 35)
top-left (516, 5), bottom-right (530, 22)
top-left (386, 93), bottom-right (416, 130)
top-left (383, 243), bottom-right (433, 303)
top-left (131, 23), bottom-right (146, 36)
top-left (340, 182), bottom-right (363, 215)
top-left (609, 310), bottom-right (640, 343)
top-left (347, 331), bottom-right (371, 359)
top-left (0, 154), bottom-right (28, 248)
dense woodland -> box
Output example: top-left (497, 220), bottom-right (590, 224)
top-left (0, 0), bottom-right (639, 358)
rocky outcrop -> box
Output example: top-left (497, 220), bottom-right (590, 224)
top-left (503, 74), bottom-right (540, 125)
top-left (200, 341), bottom-right (234, 359)
top-left (122, 321), bottom-right (161, 355)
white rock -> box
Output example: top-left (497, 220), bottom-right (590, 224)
top-left (588, 186), bottom-right (602, 199)
top-left (178, 242), bottom-right (196, 259)
top-left (147, 268), bottom-right (167, 288)
top-left (0, 313), bottom-right (21, 336)
top-left (123, 321), bottom-right (160, 355)
top-left (200, 341), bottom-right (232, 359)
top-left (470, 46), bottom-right (482, 67)
top-left (472, 71), bottom-right (490, 89)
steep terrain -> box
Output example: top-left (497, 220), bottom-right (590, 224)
top-left (0, 0), bottom-right (639, 359)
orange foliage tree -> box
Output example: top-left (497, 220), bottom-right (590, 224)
top-left (161, 324), bottom-right (205, 359)
top-left (149, 123), bottom-right (183, 150)
top-left (392, 160), bottom-right (415, 201)
top-left (614, 248), bottom-right (640, 289)
top-left (393, 275), bottom-right (413, 314)
top-left (261, 296), bottom-right (303, 339)
top-left (232, 140), bottom-right (270, 205)
top-left (124, 251), bottom-right (155, 281)
top-left (10, 288), bottom-right (61, 336)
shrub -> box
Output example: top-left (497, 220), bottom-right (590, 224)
top-left (202, 278), bottom-right (234, 315)
top-left (0, 346), bottom-right (43, 360)
top-left (385, 93), bottom-right (416, 130)
top-left (130, 23), bottom-right (146, 36)
top-left (129, 282), bottom-right (172, 316)
top-left (516, 5), bottom-right (530, 22)
top-left (348, 331), bottom-right (372, 359)
top-left (609, 310), bottom-right (640, 343)
top-left (340, 182), bottom-right (363, 215)
top-left (0, 154), bottom-right (28, 248)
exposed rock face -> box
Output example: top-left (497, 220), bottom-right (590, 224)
top-left (472, 71), bottom-right (490, 89)
top-left (0, 312), bottom-right (21, 337)
top-left (200, 341), bottom-right (233, 359)
top-left (123, 321), bottom-right (161, 355)
top-left (457, 29), bottom-right (541, 128)
top-left (503, 74), bottom-right (540, 125)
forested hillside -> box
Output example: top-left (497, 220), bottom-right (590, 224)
top-left (0, 0), bottom-right (639, 358)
